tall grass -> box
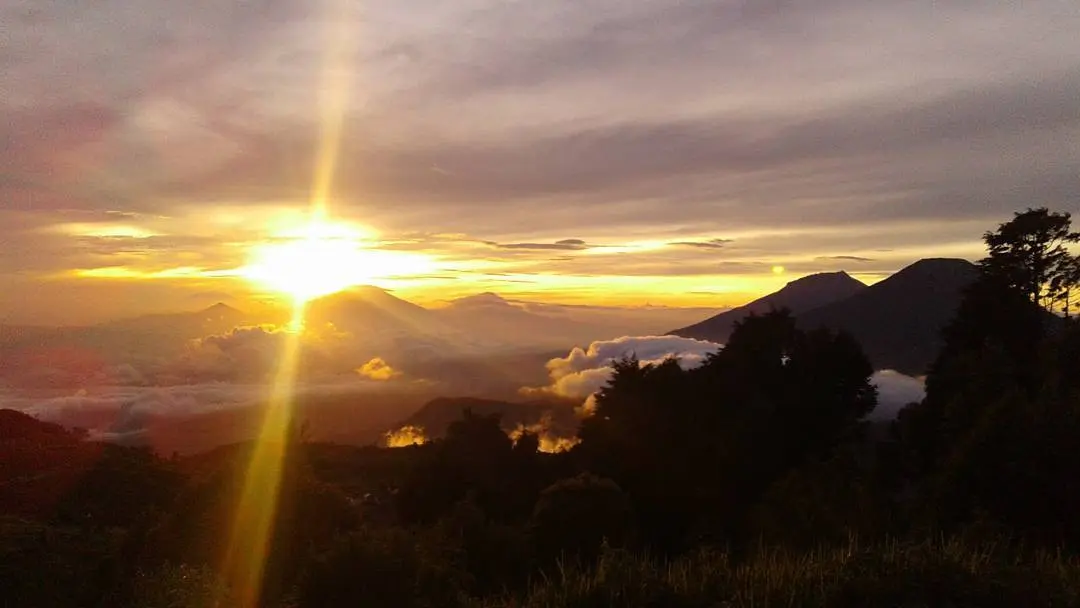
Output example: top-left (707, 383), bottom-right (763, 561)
top-left (478, 538), bottom-right (1080, 607)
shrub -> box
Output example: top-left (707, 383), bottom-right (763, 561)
top-left (296, 526), bottom-right (469, 608)
top-left (529, 473), bottom-right (635, 565)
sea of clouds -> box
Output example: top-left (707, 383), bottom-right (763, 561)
top-left (526, 335), bottom-right (926, 420)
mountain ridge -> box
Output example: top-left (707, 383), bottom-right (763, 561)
top-left (671, 270), bottom-right (868, 342)
top-left (796, 258), bottom-right (979, 374)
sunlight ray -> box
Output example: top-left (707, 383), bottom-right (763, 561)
top-left (217, 305), bottom-right (305, 606)
top-left (217, 0), bottom-right (357, 604)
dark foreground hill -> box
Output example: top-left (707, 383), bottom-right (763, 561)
top-left (671, 271), bottom-right (867, 343)
top-left (796, 258), bottom-right (979, 374)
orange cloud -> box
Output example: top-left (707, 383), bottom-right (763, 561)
top-left (357, 357), bottom-right (400, 381)
top-left (384, 425), bottom-right (427, 448)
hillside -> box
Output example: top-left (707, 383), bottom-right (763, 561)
top-left (796, 258), bottom-right (979, 374)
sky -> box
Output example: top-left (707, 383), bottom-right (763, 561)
top-left (2, 0), bottom-right (1079, 324)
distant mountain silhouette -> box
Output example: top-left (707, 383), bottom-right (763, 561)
top-left (796, 258), bottom-right (980, 374)
top-left (671, 271), bottom-right (867, 342)
top-left (435, 293), bottom-right (598, 349)
top-left (444, 292), bottom-right (516, 309)
top-left (306, 286), bottom-right (435, 330)
top-left (203, 302), bottom-right (243, 318)
top-left (0, 409), bottom-right (76, 443)
top-left (101, 302), bottom-right (249, 336)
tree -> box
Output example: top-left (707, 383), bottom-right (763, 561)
top-left (980, 207), bottom-right (1080, 309)
top-left (894, 208), bottom-right (1080, 544)
top-left (576, 309), bottom-right (877, 550)
top-left (1049, 254), bottom-right (1080, 318)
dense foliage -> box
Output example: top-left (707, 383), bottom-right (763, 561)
top-left (1, 208), bottom-right (1079, 606)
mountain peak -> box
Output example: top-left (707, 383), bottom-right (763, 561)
top-left (451, 292), bottom-right (511, 307)
top-left (893, 258), bottom-right (977, 279)
top-left (796, 257), bottom-right (980, 373)
top-left (203, 302), bottom-right (240, 314)
top-left (783, 270), bottom-right (861, 290)
top-left (310, 285), bottom-right (399, 306)
top-left (786, 270), bottom-right (851, 284)
top-left (671, 270), bottom-right (866, 342)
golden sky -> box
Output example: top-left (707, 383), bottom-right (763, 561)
top-left (0, 205), bottom-right (989, 324)
top-left (2, 0), bottom-right (1076, 324)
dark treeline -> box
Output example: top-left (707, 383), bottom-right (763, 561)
top-left (2, 208), bottom-right (1080, 607)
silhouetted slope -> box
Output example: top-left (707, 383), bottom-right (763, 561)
top-left (435, 293), bottom-right (598, 348)
top-left (305, 286), bottom-right (467, 346)
top-left (0, 409), bottom-right (75, 443)
top-left (101, 302), bottom-right (248, 337)
top-left (797, 258), bottom-right (979, 374)
top-left (306, 286), bottom-right (433, 328)
top-left (671, 272), bottom-right (867, 342)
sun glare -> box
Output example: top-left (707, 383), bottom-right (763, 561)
top-left (240, 218), bottom-right (437, 303)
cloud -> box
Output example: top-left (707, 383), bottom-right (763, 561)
top-left (816, 255), bottom-right (875, 263)
top-left (0, 384), bottom-right (268, 438)
top-left (357, 357), bottom-right (401, 381)
top-left (165, 323), bottom-right (417, 385)
top-left (3, 0), bottom-right (1080, 321)
top-left (0, 375), bottom-right (430, 450)
top-left (495, 240), bottom-right (591, 251)
top-left (509, 412), bottom-right (581, 454)
top-left (384, 425), bottom-right (428, 448)
top-left (868, 370), bottom-right (926, 421)
top-left (525, 335), bottom-right (722, 409)
top-left (527, 338), bottom-right (925, 421)
top-left (671, 238), bottom-right (733, 250)
top-left (173, 325), bottom-right (287, 382)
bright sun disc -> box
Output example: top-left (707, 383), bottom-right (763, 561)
top-left (240, 219), bottom-right (435, 302)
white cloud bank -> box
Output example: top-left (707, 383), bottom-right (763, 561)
top-left (527, 336), bottom-right (926, 420)
top-left (535, 335), bottom-right (722, 400)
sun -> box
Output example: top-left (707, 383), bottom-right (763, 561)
top-left (239, 217), bottom-right (435, 303)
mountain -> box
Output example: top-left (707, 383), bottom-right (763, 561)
top-left (434, 293), bottom-right (596, 348)
top-left (0, 303), bottom-right (253, 387)
top-left (796, 258), bottom-right (979, 374)
top-left (306, 286), bottom-right (435, 330)
top-left (671, 271), bottom-right (867, 342)
top-left (304, 286), bottom-right (499, 358)
top-left (444, 292), bottom-right (517, 310)
top-left (100, 302), bottom-right (248, 337)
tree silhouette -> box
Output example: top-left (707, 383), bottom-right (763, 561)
top-left (1049, 254), bottom-right (1080, 318)
top-left (980, 207), bottom-right (1080, 309)
top-left (895, 208), bottom-right (1080, 544)
top-left (576, 309), bottom-right (877, 550)
top-left (529, 473), bottom-right (634, 563)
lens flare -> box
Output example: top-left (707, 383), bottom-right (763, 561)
top-left (216, 307), bottom-right (304, 606)
top-left (240, 218), bottom-right (438, 304)
top-left (216, 0), bottom-right (357, 604)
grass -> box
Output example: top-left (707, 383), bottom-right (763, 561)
top-left (477, 538), bottom-right (1080, 608)
top-left (6, 516), bottom-right (1080, 608)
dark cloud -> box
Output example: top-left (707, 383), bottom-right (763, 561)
top-left (672, 239), bottom-right (733, 250)
top-left (496, 240), bottom-right (590, 251)
top-left (817, 255), bottom-right (875, 263)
